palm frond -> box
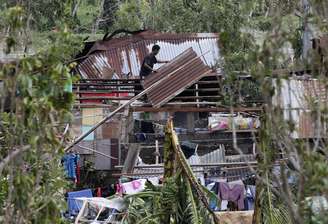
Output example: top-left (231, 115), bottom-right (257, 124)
top-left (260, 185), bottom-right (293, 224)
top-left (185, 176), bottom-right (201, 224)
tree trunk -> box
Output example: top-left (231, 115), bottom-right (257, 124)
top-left (301, 0), bottom-right (312, 60)
top-left (71, 0), bottom-right (80, 19)
top-left (252, 178), bottom-right (263, 224)
top-left (93, 0), bottom-right (105, 34)
top-left (161, 119), bottom-right (176, 223)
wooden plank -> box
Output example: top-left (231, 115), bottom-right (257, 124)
top-left (73, 88), bottom-right (221, 94)
top-left (79, 78), bottom-right (140, 82)
top-left (73, 104), bottom-right (263, 112)
top-left (76, 97), bottom-right (133, 100)
top-left (173, 96), bottom-right (222, 100)
top-left (73, 104), bottom-right (119, 108)
top-left (115, 162), bottom-right (258, 169)
top-left (74, 83), bottom-right (141, 86)
top-left (121, 143), bottom-right (140, 174)
top-left (74, 90), bottom-right (138, 94)
top-left (132, 106), bottom-right (262, 112)
top-left (215, 211), bottom-right (253, 224)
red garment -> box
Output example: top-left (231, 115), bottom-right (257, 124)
top-left (97, 187), bottom-right (102, 197)
top-left (76, 163), bottom-right (80, 184)
top-left (116, 184), bottom-right (123, 196)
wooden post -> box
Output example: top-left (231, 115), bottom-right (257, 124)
top-left (196, 83), bottom-right (199, 108)
top-left (122, 143), bottom-right (140, 175)
top-left (155, 140), bottom-right (159, 164)
top-left (118, 139), bottom-right (121, 166)
top-left (163, 119), bottom-right (176, 180)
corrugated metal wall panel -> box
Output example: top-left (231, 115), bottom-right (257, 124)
top-left (273, 78), bottom-right (328, 138)
top-left (95, 139), bottom-right (111, 170)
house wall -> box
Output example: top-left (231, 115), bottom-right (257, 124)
top-left (71, 108), bottom-right (121, 170)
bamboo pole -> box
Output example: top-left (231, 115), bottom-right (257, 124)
top-left (155, 140), bottom-right (159, 164)
top-left (76, 144), bottom-right (117, 160)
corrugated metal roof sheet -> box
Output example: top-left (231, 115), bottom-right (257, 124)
top-left (77, 30), bottom-right (220, 79)
top-left (273, 78), bottom-right (327, 138)
top-left (199, 145), bottom-right (225, 164)
top-left (144, 48), bottom-right (214, 108)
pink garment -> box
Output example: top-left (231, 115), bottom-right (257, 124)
top-left (116, 184), bottom-right (123, 196)
top-left (121, 179), bottom-right (147, 194)
top-left (132, 180), bottom-right (141, 189)
top-left (219, 182), bottom-right (245, 210)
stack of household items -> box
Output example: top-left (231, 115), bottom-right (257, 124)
top-left (208, 113), bottom-right (260, 132)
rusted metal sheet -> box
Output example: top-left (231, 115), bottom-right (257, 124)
top-left (143, 48), bottom-right (213, 108)
top-left (273, 78), bottom-right (328, 138)
top-left (77, 30), bottom-right (220, 79)
top-left (313, 35), bottom-right (328, 57)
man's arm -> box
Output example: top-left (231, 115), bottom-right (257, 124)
top-left (157, 59), bottom-right (169, 63)
top-left (144, 63), bottom-right (156, 72)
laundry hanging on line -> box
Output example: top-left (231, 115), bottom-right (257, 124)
top-left (62, 153), bottom-right (80, 182)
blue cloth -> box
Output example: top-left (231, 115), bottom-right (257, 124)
top-left (67, 189), bottom-right (93, 215)
top-left (62, 154), bottom-right (79, 179)
top-left (135, 133), bottom-right (146, 142)
top-left (205, 179), bottom-right (214, 187)
top-left (245, 185), bottom-right (256, 210)
top-left (209, 196), bottom-right (218, 211)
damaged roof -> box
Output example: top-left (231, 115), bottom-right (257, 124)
top-left (77, 30), bottom-right (220, 79)
top-left (273, 78), bottom-right (327, 138)
top-left (144, 48), bottom-right (215, 108)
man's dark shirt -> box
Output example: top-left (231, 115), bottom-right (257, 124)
top-left (139, 53), bottom-right (157, 77)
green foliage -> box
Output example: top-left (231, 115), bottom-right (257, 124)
top-left (0, 5), bottom-right (82, 223)
top-left (122, 174), bottom-right (215, 224)
top-left (76, 1), bottom-right (100, 32)
top-left (303, 152), bottom-right (328, 195)
top-left (122, 122), bottom-right (218, 224)
top-left (259, 186), bottom-right (292, 224)
top-left (0, 0), bottom-right (70, 31)
top-left (113, 0), bottom-right (252, 34)
top-left (113, 0), bottom-right (150, 31)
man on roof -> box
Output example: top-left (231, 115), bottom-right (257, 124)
top-left (139, 45), bottom-right (169, 79)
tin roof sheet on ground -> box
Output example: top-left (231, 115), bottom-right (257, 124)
top-left (77, 30), bottom-right (220, 79)
top-left (144, 48), bottom-right (214, 108)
